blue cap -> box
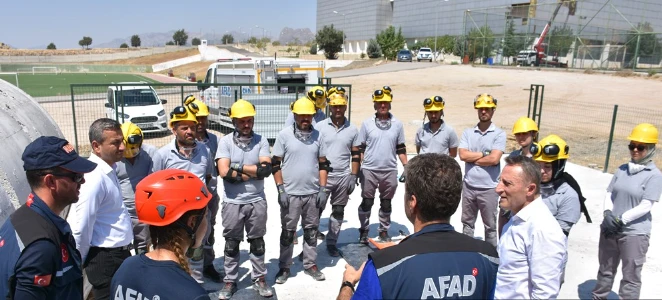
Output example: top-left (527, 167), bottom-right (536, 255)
top-left (22, 136), bottom-right (97, 173)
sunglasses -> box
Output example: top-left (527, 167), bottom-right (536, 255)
top-left (46, 171), bottom-right (85, 183)
top-left (423, 96), bottom-right (445, 109)
top-left (125, 134), bottom-right (143, 145)
top-left (628, 144), bottom-right (646, 151)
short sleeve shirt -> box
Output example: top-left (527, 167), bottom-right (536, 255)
top-left (216, 134), bottom-right (271, 204)
top-left (272, 126), bottom-right (326, 195)
top-left (458, 123), bottom-right (506, 188)
top-left (608, 162), bottom-right (662, 235)
top-left (358, 114), bottom-right (406, 171)
top-left (316, 117), bottom-right (360, 176)
top-left (283, 109), bottom-right (326, 128)
top-left (115, 145), bottom-right (154, 217)
top-left (541, 182), bottom-right (581, 232)
top-left (152, 139), bottom-right (213, 184)
top-left (415, 121), bottom-right (459, 155)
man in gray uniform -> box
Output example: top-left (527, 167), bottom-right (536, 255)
top-left (216, 99), bottom-right (274, 299)
top-left (357, 87), bottom-right (408, 243)
top-left (415, 96), bottom-right (459, 157)
top-left (283, 85), bottom-right (327, 127)
top-left (115, 122), bottom-right (157, 255)
top-left (184, 95), bottom-right (223, 282)
top-left (152, 105), bottom-right (214, 283)
top-left (272, 97), bottom-right (330, 283)
top-left (458, 93), bottom-right (506, 247)
top-left (316, 92), bottom-right (360, 256)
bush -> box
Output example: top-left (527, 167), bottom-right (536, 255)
top-left (272, 41), bottom-right (281, 46)
top-left (451, 61), bottom-right (459, 65)
top-left (367, 39), bottom-right (382, 58)
top-left (120, 43), bottom-right (129, 49)
top-left (648, 70), bottom-right (658, 77)
top-left (360, 52), bottom-right (366, 59)
top-left (310, 44), bottom-right (317, 55)
top-left (46, 43), bottom-right (56, 50)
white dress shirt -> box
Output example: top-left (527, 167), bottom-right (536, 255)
top-left (495, 196), bottom-right (567, 299)
top-left (71, 153), bottom-right (133, 262)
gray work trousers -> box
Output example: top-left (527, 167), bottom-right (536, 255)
top-left (326, 174), bottom-right (351, 246)
top-left (203, 192), bottom-right (220, 268)
top-left (130, 217), bottom-right (150, 252)
top-left (359, 169), bottom-right (397, 232)
top-left (461, 182), bottom-right (499, 247)
top-left (280, 194), bottom-right (319, 269)
top-left (221, 200), bottom-right (268, 282)
top-left (592, 233), bottom-right (650, 300)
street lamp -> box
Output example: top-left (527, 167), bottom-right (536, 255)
top-left (434, 0), bottom-right (450, 61)
top-left (333, 10), bottom-right (349, 60)
top-left (255, 25), bottom-right (265, 39)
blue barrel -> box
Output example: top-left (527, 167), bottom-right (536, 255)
top-left (487, 57), bottom-right (494, 65)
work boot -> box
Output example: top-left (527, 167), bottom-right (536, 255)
top-left (378, 231), bottom-right (392, 242)
top-left (218, 282), bottom-right (237, 300)
top-left (304, 265), bottom-right (326, 281)
top-left (203, 265), bottom-right (222, 283)
top-left (316, 231), bottom-right (325, 240)
top-left (327, 245), bottom-right (340, 257)
top-left (359, 229), bottom-right (369, 245)
top-left (275, 268), bottom-right (291, 284)
top-left (252, 276), bottom-right (274, 298)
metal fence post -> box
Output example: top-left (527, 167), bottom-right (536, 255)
top-left (527, 85), bottom-right (534, 118)
top-left (70, 85), bottom-right (79, 152)
top-left (537, 85), bottom-right (544, 131)
top-left (180, 86), bottom-right (184, 105)
top-left (604, 104), bottom-right (619, 173)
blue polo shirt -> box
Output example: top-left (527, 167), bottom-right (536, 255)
top-left (0, 194), bottom-right (83, 300)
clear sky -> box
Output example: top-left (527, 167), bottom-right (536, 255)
top-left (2, 0), bottom-right (316, 49)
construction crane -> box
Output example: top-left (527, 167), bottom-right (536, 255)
top-left (529, 1), bottom-right (568, 67)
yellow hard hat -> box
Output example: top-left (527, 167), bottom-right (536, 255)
top-left (372, 89), bottom-right (392, 102)
top-left (531, 134), bottom-right (569, 162)
top-left (229, 99), bottom-right (256, 119)
top-left (290, 97), bottom-right (316, 115)
top-left (169, 105), bottom-right (198, 127)
top-left (183, 95), bottom-right (209, 117)
top-left (307, 86), bottom-right (327, 110)
top-left (628, 123), bottom-right (658, 144)
top-left (121, 122), bottom-right (143, 158)
top-left (474, 93), bottom-right (497, 109)
top-left (512, 117), bottom-right (538, 134)
top-left (328, 93), bottom-right (348, 106)
top-left (423, 96), bottom-right (445, 112)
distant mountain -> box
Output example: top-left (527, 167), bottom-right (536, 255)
top-left (278, 27), bottom-right (315, 44)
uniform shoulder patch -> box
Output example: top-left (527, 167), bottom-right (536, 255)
top-left (34, 274), bottom-right (52, 287)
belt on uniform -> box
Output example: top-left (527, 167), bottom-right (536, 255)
top-left (94, 245), bottom-right (131, 251)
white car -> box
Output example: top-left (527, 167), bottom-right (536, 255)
top-left (417, 47), bottom-right (433, 62)
top-left (105, 83), bottom-right (169, 134)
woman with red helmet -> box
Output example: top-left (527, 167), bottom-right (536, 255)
top-left (110, 169), bottom-right (212, 300)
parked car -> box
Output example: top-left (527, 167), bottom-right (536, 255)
top-left (396, 49), bottom-right (413, 62)
top-left (417, 47), bottom-right (433, 62)
top-left (105, 83), bottom-right (169, 134)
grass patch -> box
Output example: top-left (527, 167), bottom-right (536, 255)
top-left (478, 84), bottom-right (503, 87)
top-left (0, 73), bottom-right (158, 97)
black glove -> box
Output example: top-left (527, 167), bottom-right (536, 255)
top-left (317, 186), bottom-right (329, 208)
top-left (231, 163), bottom-right (244, 174)
top-left (348, 174), bottom-right (358, 195)
top-left (398, 164), bottom-right (407, 183)
top-left (601, 210), bottom-right (624, 237)
top-left (277, 184), bottom-right (289, 209)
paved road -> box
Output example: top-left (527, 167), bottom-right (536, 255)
top-left (327, 61), bottom-right (439, 78)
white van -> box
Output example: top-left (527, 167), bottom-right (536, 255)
top-left (105, 83), bottom-right (169, 133)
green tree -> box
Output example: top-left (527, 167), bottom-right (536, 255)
top-left (172, 29), bottom-right (188, 46)
top-left (46, 43), bottom-right (56, 50)
top-left (247, 36), bottom-right (258, 44)
top-left (367, 39), bottom-right (382, 58)
top-left (272, 41), bottom-right (281, 46)
top-left (78, 36), bottom-right (92, 50)
top-left (547, 26), bottom-right (574, 56)
top-left (222, 34), bottom-right (234, 44)
top-left (192, 38), bottom-right (201, 46)
top-left (130, 35), bottom-right (141, 47)
top-left (315, 24), bottom-right (344, 59)
top-left (467, 25), bottom-right (495, 61)
top-left (626, 22), bottom-right (660, 58)
top-left (422, 35), bottom-right (456, 53)
top-left (453, 36), bottom-right (466, 57)
top-left (120, 43), bottom-right (129, 48)
top-left (310, 44), bottom-right (318, 55)
top-left (376, 26), bottom-right (406, 60)
top-left (165, 41), bottom-right (175, 46)
top-left (502, 20), bottom-right (520, 64)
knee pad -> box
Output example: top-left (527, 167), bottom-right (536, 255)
top-left (224, 238), bottom-right (240, 257)
top-left (360, 198), bottom-right (374, 212)
top-left (279, 230), bottom-right (294, 247)
top-left (303, 227), bottom-right (318, 246)
top-left (248, 237), bottom-right (265, 256)
top-left (331, 205), bottom-right (345, 220)
top-left (380, 198), bottom-right (392, 213)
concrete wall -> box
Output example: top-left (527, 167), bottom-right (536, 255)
top-left (0, 64), bottom-right (152, 73)
top-left (0, 46), bottom-right (193, 64)
top-left (152, 54), bottom-right (201, 72)
top-left (0, 79), bottom-right (64, 224)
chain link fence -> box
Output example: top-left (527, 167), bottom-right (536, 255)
top-left (42, 82), bottom-right (351, 156)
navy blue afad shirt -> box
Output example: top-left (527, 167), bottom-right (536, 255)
top-left (111, 254), bottom-right (211, 300)
top-left (352, 223), bottom-right (499, 300)
top-left (0, 193), bottom-right (83, 300)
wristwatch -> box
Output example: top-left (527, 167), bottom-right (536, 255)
top-left (340, 281), bottom-right (355, 293)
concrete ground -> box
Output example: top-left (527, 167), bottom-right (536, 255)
top-left (201, 157), bottom-right (661, 299)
